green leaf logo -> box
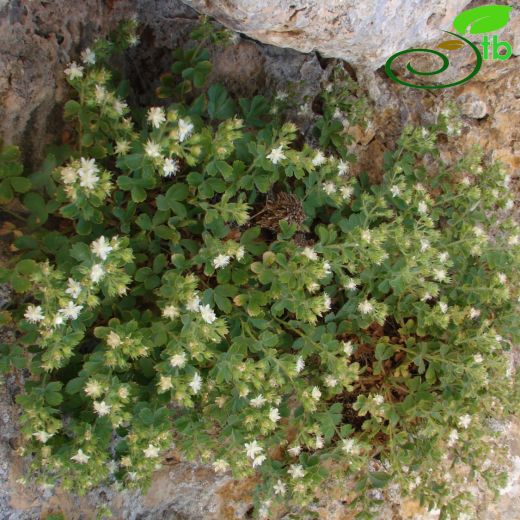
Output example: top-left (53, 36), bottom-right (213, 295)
top-left (453, 5), bottom-right (513, 35)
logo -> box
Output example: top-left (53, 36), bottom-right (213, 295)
top-left (385, 4), bottom-right (513, 89)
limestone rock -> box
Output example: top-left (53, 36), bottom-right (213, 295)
top-left (181, 0), bottom-right (471, 68)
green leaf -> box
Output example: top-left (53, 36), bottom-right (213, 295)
top-left (165, 183), bottom-right (189, 203)
top-left (15, 259), bottom-right (39, 275)
top-left (207, 84), bottom-right (236, 120)
top-left (10, 176), bottom-right (32, 193)
top-left (368, 471), bottom-right (392, 488)
top-left (65, 377), bottom-right (86, 395)
top-left (23, 192), bottom-right (48, 223)
top-left (63, 100), bottom-right (81, 119)
top-left (131, 185), bottom-right (147, 202)
top-left (453, 5), bottom-right (512, 34)
top-left (0, 179), bottom-right (13, 202)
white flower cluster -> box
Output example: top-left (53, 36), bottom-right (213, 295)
top-left (60, 157), bottom-right (112, 202)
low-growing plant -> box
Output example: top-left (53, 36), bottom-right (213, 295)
top-left (1, 18), bottom-right (519, 520)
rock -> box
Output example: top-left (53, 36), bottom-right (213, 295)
top-left (0, 0), bottom-right (137, 167)
top-left (181, 0), bottom-right (471, 68)
top-left (457, 92), bottom-right (488, 119)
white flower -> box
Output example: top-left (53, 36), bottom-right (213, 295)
top-left (71, 449), bottom-right (90, 464)
top-left (341, 438), bottom-right (359, 454)
top-left (267, 146), bottom-right (286, 164)
top-left (508, 234), bottom-right (519, 246)
top-left (288, 445), bottom-right (301, 457)
top-left (158, 375), bottom-right (173, 392)
top-left (199, 304), bottom-right (216, 324)
top-left (418, 201), bottom-right (428, 215)
top-left (358, 299), bottom-right (374, 315)
top-left (324, 375), bottom-right (338, 387)
top-left (390, 185), bottom-right (400, 197)
top-left (245, 440), bottom-right (263, 460)
top-left (81, 48), bottom-right (96, 65)
top-left (235, 246), bottom-right (245, 260)
top-left (438, 252), bottom-right (449, 263)
top-left (213, 254), bottom-right (231, 269)
top-left (90, 264), bottom-right (105, 283)
top-left (345, 278), bottom-right (357, 291)
top-left (113, 99), bottom-right (127, 115)
top-left (273, 479), bottom-right (287, 495)
top-left (213, 459), bottom-right (230, 473)
top-left (91, 236), bottom-right (113, 260)
top-left (147, 107), bottom-right (166, 128)
top-left (84, 380), bottom-right (103, 398)
top-left (373, 394), bottom-right (385, 405)
top-left (252, 454), bottom-right (266, 468)
top-left (420, 239), bottom-right (430, 252)
top-left (53, 315), bottom-right (64, 327)
top-left (473, 354), bottom-right (483, 364)
top-left (323, 181), bottom-right (336, 195)
top-left (115, 140), bottom-right (131, 156)
top-left (312, 151), bottom-right (326, 167)
top-left (94, 85), bottom-right (108, 104)
top-left (340, 186), bottom-right (354, 200)
top-left (473, 225), bottom-right (485, 237)
top-left (145, 140), bottom-right (162, 159)
top-left (162, 305), bottom-right (179, 320)
top-left (439, 302), bottom-right (448, 314)
top-left (311, 386), bottom-right (321, 400)
top-left (118, 386), bottom-right (129, 399)
top-left (59, 301), bottom-right (83, 320)
top-left (189, 373), bottom-right (202, 394)
top-left (469, 308), bottom-right (480, 319)
top-left (447, 429), bottom-right (459, 447)
top-left (64, 62), bottom-right (84, 80)
top-left (106, 331), bottom-right (121, 348)
top-left (143, 444), bottom-right (160, 458)
top-left (162, 158), bottom-right (178, 177)
top-left (170, 352), bottom-right (187, 368)
top-left (269, 407), bottom-right (281, 423)
top-left (275, 90), bottom-right (288, 101)
top-left (361, 229), bottom-right (371, 243)
top-left (186, 294), bottom-right (201, 312)
top-left (178, 118), bottom-right (194, 142)
top-left (343, 341), bottom-right (354, 356)
top-left (497, 272), bottom-right (507, 285)
top-left (421, 293), bottom-right (432, 302)
top-left (93, 400), bottom-right (111, 416)
top-left (66, 278), bottom-right (82, 299)
top-left (295, 356), bottom-right (305, 373)
top-left (24, 304), bottom-right (44, 323)
top-left (61, 166), bottom-right (77, 184)
top-left (322, 293), bottom-right (332, 311)
top-left (458, 414), bottom-right (471, 429)
top-left (337, 159), bottom-right (349, 176)
top-left (33, 431), bottom-right (54, 443)
top-left (434, 269), bottom-right (447, 282)
top-left (288, 464), bottom-right (305, 479)
top-left (302, 247), bottom-right (318, 261)
top-left (250, 394), bottom-right (266, 408)
top-left (307, 282), bottom-right (320, 293)
top-left (78, 157), bottom-right (99, 190)
top-left (315, 434), bottom-right (324, 449)
top-left (128, 34), bottom-right (139, 46)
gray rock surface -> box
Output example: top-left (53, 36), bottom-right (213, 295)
top-left (181, 0), bottom-right (471, 67)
